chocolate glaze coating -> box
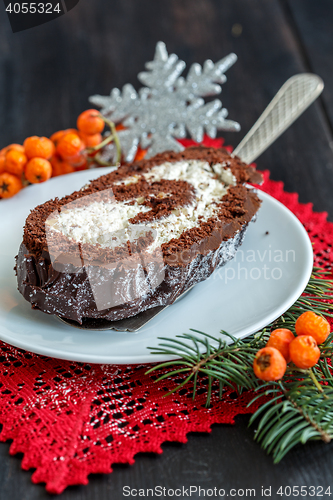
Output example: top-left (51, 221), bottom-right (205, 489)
top-left (16, 147), bottom-right (262, 323)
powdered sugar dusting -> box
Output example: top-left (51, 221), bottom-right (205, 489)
top-left (49, 160), bottom-right (237, 252)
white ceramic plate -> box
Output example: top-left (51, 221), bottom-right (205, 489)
top-left (0, 168), bottom-right (313, 364)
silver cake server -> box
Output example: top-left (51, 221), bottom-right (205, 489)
top-left (57, 73), bottom-right (324, 332)
top-left (232, 73), bottom-right (324, 163)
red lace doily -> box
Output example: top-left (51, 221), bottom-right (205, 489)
top-left (1, 138), bottom-right (332, 494)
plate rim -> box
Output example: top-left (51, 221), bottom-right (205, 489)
top-left (0, 184), bottom-right (313, 364)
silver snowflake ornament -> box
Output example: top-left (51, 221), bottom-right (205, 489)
top-left (89, 41), bottom-right (240, 162)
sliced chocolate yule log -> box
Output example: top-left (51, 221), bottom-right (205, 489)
top-left (16, 146), bottom-right (263, 324)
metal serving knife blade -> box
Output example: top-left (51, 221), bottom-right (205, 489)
top-left (57, 305), bottom-right (167, 332)
top-left (57, 73), bottom-right (323, 332)
top-left (57, 288), bottom-right (193, 332)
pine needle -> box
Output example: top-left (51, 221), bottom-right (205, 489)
top-left (147, 267), bottom-right (333, 461)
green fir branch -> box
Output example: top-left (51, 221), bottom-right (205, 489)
top-left (249, 377), bottom-right (333, 463)
top-left (147, 330), bottom-right (265, 404)
top-left (146, 267), bottom-right (333, 462)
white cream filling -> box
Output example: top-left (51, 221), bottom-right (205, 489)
top-left (47, 160), bottom-right (237, 252)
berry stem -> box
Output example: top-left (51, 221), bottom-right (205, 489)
top-left (88, 132), bottom-right (113, 153)
top-left (308, 368), bottom-right (329, 398)
top-left (92, 154), bottom-right (115, 167)
top-left (108, 119), bottom-right (122, 164)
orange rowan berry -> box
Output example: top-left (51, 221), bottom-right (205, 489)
top-left (50, 156), bottom-right (75, 177)
top-left (0, 153), bottom-right (6, 174)
top-left (0, 172), bottom-right (22, 198)
top-left (65, 152), bottom-right (87, 167)
top-left (5, 149), bottom-right (28, 176)
top-left (50, 130), bottom-right (65, 146)
top-left (25, 158), bottom-right (52, 183)
top-left (50, 129), bottom-right (79, 146)
top-left (134, 147), bottom-right (147, 162)
top-left (77, 109), bottom-right (104, 135)
top-left (253, 347), bottom-right (287, 381)
top-left (266, 328), bottom-right (295, 362)
top-left (64, 128), bottom-right (80, 135)
top-left (295, 311), bottom-right (330, 345)
top-left (1, 144), bottom-right (25, 155)
top-left (289, 335), bottom-right (320, 369)
top-left (78, 131), bottom-right (102, 148)
top-left (56, 132), bottom-right (83, 160)
top-left (24, 136), bottom-right (55, 160)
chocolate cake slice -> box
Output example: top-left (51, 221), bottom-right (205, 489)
top-left (16, 147), bottom-right (263, 323)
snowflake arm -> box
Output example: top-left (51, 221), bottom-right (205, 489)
top-left (89, 41), bottom-right (240, 162)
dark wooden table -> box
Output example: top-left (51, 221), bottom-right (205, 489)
top-left (0, 1), bottom-right (333, 498)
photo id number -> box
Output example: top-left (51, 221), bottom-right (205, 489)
top-left (6, 3), bottom-right (61, 14)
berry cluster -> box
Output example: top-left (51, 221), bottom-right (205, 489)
top-left (253, 311), bottom-right (330, 381)
top-left (0, 109), bottom-right (105, 199)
